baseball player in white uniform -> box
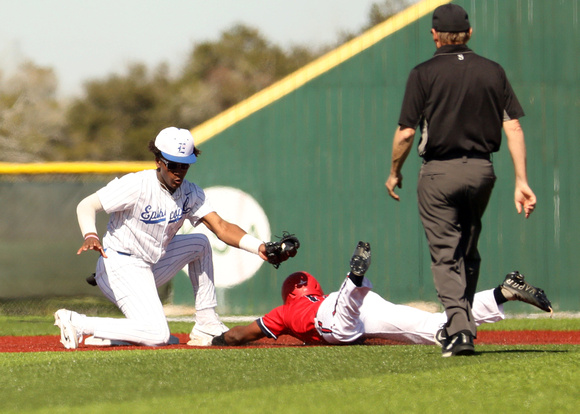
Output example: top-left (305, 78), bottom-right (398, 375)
top-left (212, 242), bottom-right (552, 351)
top-left (54, 127), bottom-right (282, 349)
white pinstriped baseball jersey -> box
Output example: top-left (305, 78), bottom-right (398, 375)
top-left (97, 169), bottom-right (214, 264)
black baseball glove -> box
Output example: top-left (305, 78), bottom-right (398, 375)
top-left (264, 232), bottom-right (300, 269)
top-left (86, 273), bottom-right (97, 286)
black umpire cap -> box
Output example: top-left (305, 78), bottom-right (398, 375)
top-left (432, 4), bottom-right (471, 32)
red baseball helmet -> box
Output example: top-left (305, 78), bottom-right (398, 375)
top-left (281, 271), bottom-right (324, 304)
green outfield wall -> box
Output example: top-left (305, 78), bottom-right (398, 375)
top-left (1, 0), bottom-right (578, 314)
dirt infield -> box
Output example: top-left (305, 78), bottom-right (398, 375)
top-left (1, 331), bottom-right (579, 353)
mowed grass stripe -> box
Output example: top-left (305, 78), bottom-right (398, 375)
top-left (0, 343), bottom-right (578, 413)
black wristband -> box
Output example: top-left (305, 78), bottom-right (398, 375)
top-left (493, 286), bottom-right (508, 305)
top-left (211, 332), bottom-right (228, 346)
top-left (348, 272), bottom-right (364, 287)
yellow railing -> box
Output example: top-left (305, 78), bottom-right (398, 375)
top-left (0, 161), bottom-right (154, 175)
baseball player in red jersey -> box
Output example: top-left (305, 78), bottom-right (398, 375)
top-left (54, 127), bottom-right (296, 349)
top-left (212, 242), bottom-right (552, 348)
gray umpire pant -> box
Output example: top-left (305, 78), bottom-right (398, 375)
top-left (417, 157), bottom-right (496, 338)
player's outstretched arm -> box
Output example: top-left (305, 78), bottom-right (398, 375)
top-left (212, 321), bottom-right (266, 346)
top-left (201, 212), bottom-right (300, 267)
top-left (201, 212), bottom-right (268, 261)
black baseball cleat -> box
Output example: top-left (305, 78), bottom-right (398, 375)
top-left (500, 271), bottom-right (553, 313)
top-left (86, 273), bottom-right (97, 286)
top-left (441, 331), bottom-right (475, 357)
top-left (349, 241), bottom-right (371, 277)
top-left (434, 328), bottom-right (449, 348)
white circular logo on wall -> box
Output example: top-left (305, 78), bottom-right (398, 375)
top-left (178, 186), bottom-right (271, 288)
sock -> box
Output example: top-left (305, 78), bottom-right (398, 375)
top-left (348, 272), bottom-right (364, 287)
top-left (195, 307), bottom-right (218, 325)
top-left (493, 287), bottom-right (509, 305)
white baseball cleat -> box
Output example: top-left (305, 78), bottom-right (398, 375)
top-left (84, 336), bottom-right (133, 347)
top-left (188, 321), bottom-right (229, 346)
top-left (54, 309), bottom-right (82, 349)
top-left (84, 334), bottom-right (179, 346)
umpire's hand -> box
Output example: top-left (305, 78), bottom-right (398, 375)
top-left (515, 183), bottom-right (536, 218)
top-left (386, 173), bottom-right (403, 201)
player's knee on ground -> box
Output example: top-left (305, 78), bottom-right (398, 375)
top-left (141, 323), bottom-right (171, 346)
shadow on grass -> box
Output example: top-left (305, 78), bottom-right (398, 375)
top-left (474, 348), bottom-right (569, 355)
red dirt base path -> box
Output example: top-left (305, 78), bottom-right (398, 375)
top-left (1, 331), bottom-right (579, 353)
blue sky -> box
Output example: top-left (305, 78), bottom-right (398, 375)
top-left (0, 0), bottom-right (387, 97)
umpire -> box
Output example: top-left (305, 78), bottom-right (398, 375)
top-left (385, 4), bottom-right (536, 357)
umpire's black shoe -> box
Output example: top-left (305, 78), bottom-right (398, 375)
top-left (441, 331), bottom-right (475, 357)
top-left (434, 328), bottom-right (449, 348)
top-left (500, 271), bottom-right (553, 313)
top-left (349, 241), bottom-right (371, 277)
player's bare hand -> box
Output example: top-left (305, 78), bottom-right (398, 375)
top-left (515, 184), bottom-right (536, 218)
top-left (386, 173), bottom-right (403, 201)
top-left (258, 244), bottom-right (268, 261)
top-left (77, 235), bottom-right (108, 257)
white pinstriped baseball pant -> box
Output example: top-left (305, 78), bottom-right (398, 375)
top-left (315, 276), bottom-right (504, 345)
top-left (86, 233), bottom-right (215, 346)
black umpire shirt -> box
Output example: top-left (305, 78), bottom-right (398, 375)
top-left (398, 44), bottom-right (525, 161)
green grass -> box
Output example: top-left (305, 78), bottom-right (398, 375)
top-left (0, 316), bottom-right (579, 413)
top-left (0, 296), bottom-right (122, 317)
top-left (1, 344), bottom-right (578, 413)
top-left (477, 316), bottom-right (580, 331)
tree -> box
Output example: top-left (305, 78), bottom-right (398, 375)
top-left (4, 5), bottom-right (409, 162)
top-left (366, 0), bottom-right (417, 29)
top-left (338, 0), bottom-right (417, 43)
top-left (176, 24), bottom-right (317, 125)
top-left (64, 24), bottom-right (319, 160)
top-left (64, 63), bottom-right (175, 160)
top-left (0, 62), bottom-right (66, 162)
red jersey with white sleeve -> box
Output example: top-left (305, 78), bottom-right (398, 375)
top-left (257, 294), bottom-right (327, 344)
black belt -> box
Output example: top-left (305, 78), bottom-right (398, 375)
top-left (423, 152), bottom-right (490, 162)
